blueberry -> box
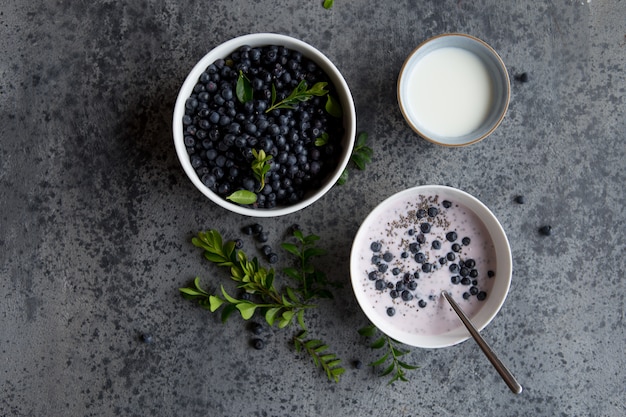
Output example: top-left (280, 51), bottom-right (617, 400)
top-left (370, 241), bottom-right (382, 252)
top-left (446, 231), bottom-right (458, 242)
top-left (383, 252), bottom-right (393, 262)
top-left (242, 225), bottom-right (254, 235)
top-left (427, 207), bottom-right (438, 217)
top-left (465, 259), bottom-right (476, 268)
top-left (451, 275), bottom-right (460, 284)
top-left (421, 263), bottom-right (432, 273)
top-left (452, 243), bottom-right (462, 253)
top-left (407, 228), bottom-right (415, 236)
top-left (371, 255), bottom-right (381, 264)
top-left (252, 338), bottom-right (265, 350)
top-left (368, 271), bottom-right (378, 281)
top-left (416, 209), bottom-right (427, 219)
top-left (141, 334), bottom-right (154, 344)
top-left (391, 268), bottom-right (401, 276)
top-left (416, 234), bottom-right (426, 244)
top-left (420, 223), bottom-right (431, 233)
top-left (353, 360), bottom-right (364, 370)
top-left (408, 281), bottom-right (417, 290)
top-left (539, 225), bottom-right (552, 236)
top-left (449, 263), bottom-right (459, 273)
top-left (261, 245), bottom-right (272, 256)
top-left (409, 242), bottom-right (420, 254)
top-left (375, 279), bottom-right (386, 290)
top-left (469, 286), bottom-right (479, 295)
top-left (461, 277), bottom-right (471, 285)
top-left (432, 240), bottom-right (441, 250)
top-left (439, 257), bottom-right (447, 265)
top-left (256, 231), bottom-right (269, 243)
top-left (488, 270), bottom-right (495, 278)
top-left (469, 269), bottom-right (478, 278)
top-left (442, 200), bottom-right (452, 208)
top-left (462, 292), bottom-right (470, 300)
top-left (462, 237), bottom-right (471, 246)
top-left (477, 291), bottom-right (487, 301)
top-left (233, 239), bottom-right (244, 249)
top-left (390, 290), bottom-right (399, 299)
top-left (414, 252), bottom-right (426, 263)
top-left (378, 263), bottom-right (388, 273)
top-left (418, 299), bottom-right (427, 308)
top-left (401, 290), bottom-right (413, 301)
top-left (267, 253), bottom-right (278, 264)
top-left (252, 223), bottom-right (263, 234)
top-left (515, 72), bottom-right (529, 82)
top-left (515, 195), bottom-right (525, 204)
top-left (401, 251), bottom-right (409, 259)
top-left (460, 267), bottom-right (470, 277)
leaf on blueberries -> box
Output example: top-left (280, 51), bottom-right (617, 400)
top-left (226, 190), bottom-right (257, 205)
top-left (236, 71), bottom-right (253, 103)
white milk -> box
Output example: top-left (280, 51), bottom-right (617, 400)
top-left (406, 47), bottom-right (494, 138)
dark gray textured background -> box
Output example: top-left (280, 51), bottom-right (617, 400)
top-left (1, 1), bottom-right (624, 416)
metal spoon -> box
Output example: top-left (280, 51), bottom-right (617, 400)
top-left (441, 290), bottom-right (523, 394)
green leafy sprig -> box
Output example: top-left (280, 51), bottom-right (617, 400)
top-left (251, 149), bottom-right (272, 191)
top-left (266, 80), bottom-right (329, 113)
top-left (323, 0), bottom-right (334, 9)
top-left (179, 228), bottom-right (345, 381)
top-left (294, 330), bottom-right (345, 382)
top-left (338, 131), bottom-right (373, 185)
top-left (358, 324), bottom-right (419, 384)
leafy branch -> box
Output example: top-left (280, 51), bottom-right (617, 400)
top-left (266, 80), bottom-right (328, 113)
top-left (251, 149), bottom-right (272, 191)
top-left (358, 324), bottom-right (419, 384)
top-left (179, 228), bottom-right (345, 381)
top-left (294, 330), bottom-right (345, 382)
top-left (338, 131), bottom-right (373, 185)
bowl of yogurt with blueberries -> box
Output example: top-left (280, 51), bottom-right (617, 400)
top-left (350, 185), bottom-right (512, 348)
top-left (397, 34), bottom-right (510, 147)
top-left (173, 33), bottom-right (356, 217)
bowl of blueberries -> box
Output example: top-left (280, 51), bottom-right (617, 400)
top-left (173, 33), bottom-right (357, 217)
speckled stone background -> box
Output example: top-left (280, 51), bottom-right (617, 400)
top-left (1, 0), bottom-right (624, 416)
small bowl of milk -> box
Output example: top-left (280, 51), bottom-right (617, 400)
top-left (397, 34), bottom-right (510, 146)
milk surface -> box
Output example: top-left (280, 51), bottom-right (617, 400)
top-left (354, 191), bottom-right (497, 336)
top-left (407, 47), bottom-right (494, 137)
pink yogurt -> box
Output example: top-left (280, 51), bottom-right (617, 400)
top-left (352, 189), bottom-right (497, 337)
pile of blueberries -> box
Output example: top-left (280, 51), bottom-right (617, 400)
top-left (367, 202), bottom-right (491, 317)
top-left (182, 44), bottom-right (345, 208)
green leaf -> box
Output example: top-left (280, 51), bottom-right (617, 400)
top-left (265, 307), bottom-right (282, 326)
top-left (303, 247), bottom-right (326, 260)
top-left (220, 286), bottom-right (239, 304)
top-left (369, 352), bottom-right (389, 367)
top-left (179, 287), bottom-right (205, 297)
top-left (236, 70), bottom-right (253, 103)
top-left (337, 168), bottom-right (348, 185)
top-left (296, 309), bottom-right (306, 330)
top-left (236, 302), bottom-right (257, 320)
top-left (371, 337), bottom-right (386, 349)
top-left (226, 190), bottom-right (257, 205)
top-left (221, 303), bottom-right (237, 323)
top-left (398, 361), bottom-right (420, 370)
top-left (315, 132), bottom-right (329, 146)
top-left (380, 363), bottom-right (395, 377)
top-left (208, 295), bottom-right (225, 312)
top-left (358, 324), bottom-right (377, 337)
top-left (325, 94), bottom-right (342, 118)
top-left (281, 242), bottom-right (300, 257)
top-left (323, 0), bottom-right (334, 9)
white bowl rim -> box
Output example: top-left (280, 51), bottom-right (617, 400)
top-left (173, 33), bottom-right (357, 217)
top-left (350, 184), bottom-right (513, 348)
top-left (397, 33), bottom-right (511, 147)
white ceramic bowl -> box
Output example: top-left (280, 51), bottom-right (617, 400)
top-left (173, 33), bottom-right (356, 217)
top-left (350, 185), bottom-right (512, 348)
top-left (397, 34), bottom-right (510, 147)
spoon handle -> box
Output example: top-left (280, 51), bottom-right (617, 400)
top-left (442, 291), bottom-right (523, 394)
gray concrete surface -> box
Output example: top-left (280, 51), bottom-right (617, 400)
top-left (1, 0), bottom-right (625, 416)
